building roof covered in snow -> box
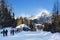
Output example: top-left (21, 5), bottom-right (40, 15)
top-left (16, 24), bottom-right (29, 28)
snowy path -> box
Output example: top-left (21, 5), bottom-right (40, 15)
top-left (0, 30), bottom-right (60, 40)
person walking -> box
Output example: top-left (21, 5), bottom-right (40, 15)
top-left (5, 29), bottom-right (8, 36)
top-left (12, 29), bottom-right (14, 35)
top-left (10, 29), bottom-right (14, 35)
top-left (2, 29), bottom-right (5, 37)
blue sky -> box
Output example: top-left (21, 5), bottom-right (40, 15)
top-left (8, 0), bottom-right (60, 18)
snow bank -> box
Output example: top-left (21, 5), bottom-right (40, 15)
top-left (0, 28), bottom-right (60, 40)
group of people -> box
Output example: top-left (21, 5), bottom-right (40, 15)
top-left (2, 29), bottom-right (8, 36)
top-left (1, 29), bottom-right (14, 37)
top-left (10, 29), bottom-right (14, 35)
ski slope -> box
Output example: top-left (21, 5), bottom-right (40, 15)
top-left (0, 28), bottom-right (60, 40)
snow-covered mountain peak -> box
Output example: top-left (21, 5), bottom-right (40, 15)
top-left (29, 9), bottom-right (51, 20)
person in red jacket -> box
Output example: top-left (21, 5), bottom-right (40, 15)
top-left (10, 29), bottom-right (14, 35)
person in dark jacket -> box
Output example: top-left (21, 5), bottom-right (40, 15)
top-left (3, 29), bottom-right (5, 36)
top-left (5, 29), bottom-right (8, 36)
top-left (12, 30), bottom-right (14, 35)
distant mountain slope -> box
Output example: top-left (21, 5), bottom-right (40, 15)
top-left (29, 9), bottom-right (52, 23)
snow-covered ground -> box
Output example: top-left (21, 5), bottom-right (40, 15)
top-left (0, 28), bottom-right (60, 40)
